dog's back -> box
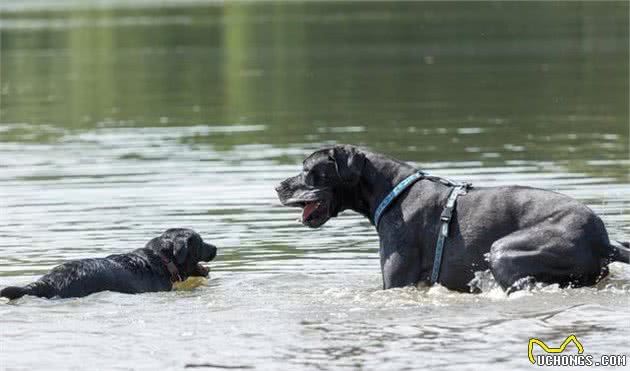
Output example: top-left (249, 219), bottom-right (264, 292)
top-left (1, 251), bottom-right (170, 299)
top-left (1, 228), bottom-right (217, 300)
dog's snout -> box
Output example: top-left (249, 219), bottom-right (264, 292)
top-left (276, 180), bottom-right (291, 195)
top-left (203, 242), bottom-right (217, 261)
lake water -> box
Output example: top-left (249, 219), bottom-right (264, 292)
top-left (0, 1), bottom-right (629, 370)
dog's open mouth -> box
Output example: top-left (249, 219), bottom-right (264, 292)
top-left (302, 201), bottom-right (322, 221)
top-left (283, 196), bottom-right (331, 227)
top-left (195, 263), bottom-right (209, 277)
top-left (288, 200), bottom-right (326, 222)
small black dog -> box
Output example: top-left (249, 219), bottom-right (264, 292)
top-left (276, 145), bottom-right (629, 292)
top-left (0, 228), bottom-right (217, 299)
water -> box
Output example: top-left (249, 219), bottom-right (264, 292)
top-left (1, 1), bottom-right (629, 370)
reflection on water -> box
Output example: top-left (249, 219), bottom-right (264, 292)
top-left (2, 2), bottom-right (628, 176)
top-left (0, 1), bottom-right (629, 370)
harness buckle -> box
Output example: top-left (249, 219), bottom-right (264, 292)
top-left (431, 182), bottom-right (472, 284)
top-left (440, 207), bottom-right (453, 222)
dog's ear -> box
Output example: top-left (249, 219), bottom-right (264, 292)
top-left (173, 238), bottom-right (189, 265)
top-left (331, 145), bottom-right (365, 185)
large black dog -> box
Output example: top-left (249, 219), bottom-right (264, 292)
top-left (276, 145), bottom-right (629, 292)
top-left (0, 228), bottom-right (217, 299)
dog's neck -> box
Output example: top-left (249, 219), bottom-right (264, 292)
top-left (343, 151), bottom-right (418, 224)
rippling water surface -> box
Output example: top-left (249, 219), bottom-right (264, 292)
top-left (1, 1), bottom-right (629, 370)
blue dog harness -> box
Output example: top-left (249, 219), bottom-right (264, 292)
top-left (373, 171), bottom-right (472, 284)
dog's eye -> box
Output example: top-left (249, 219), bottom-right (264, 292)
top-left (307, 173), bottom-right (319, 185)
top-left (305, 172), bottom-right (316, 185)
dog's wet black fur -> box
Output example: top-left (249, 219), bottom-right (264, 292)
top-left (276, 145), bottom-right (630, 292)
top-left (0, 228), bottom-right (217, 299)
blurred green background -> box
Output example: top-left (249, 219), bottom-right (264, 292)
top-left (1, 1), bottom-right (628, 176)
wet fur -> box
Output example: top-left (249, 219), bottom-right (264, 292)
top-left (0, 228), bottom-right (217, 299)
top-left (276, 145), bottom-right (629, 292)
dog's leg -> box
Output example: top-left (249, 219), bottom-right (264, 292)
top-left (380, 240), bottom-right (422, 289)
top-left (488, 228), bottom-right (605, 293)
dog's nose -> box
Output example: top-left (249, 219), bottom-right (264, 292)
top-left (203, 243), bottom-right (217, 261)
top-left (275, 184), bottom-right (282, 193)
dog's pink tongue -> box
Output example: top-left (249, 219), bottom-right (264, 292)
top-left (302, 202), bottom-right (318, 220)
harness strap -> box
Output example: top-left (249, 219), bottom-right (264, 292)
top-left (374, 171), bottom-right (425, 228)
top-left (430, 183), bottom-right (471, 284)
top-left (372, 169), bottom-right (472, 285)
top-left (159, 253), bottom-right (182, 283)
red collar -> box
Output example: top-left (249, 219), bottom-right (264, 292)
top-left (159, 253), bottom-right (182, 283)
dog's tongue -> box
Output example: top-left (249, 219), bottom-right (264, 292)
top-left (302, 202), bottom-right (319, 221)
